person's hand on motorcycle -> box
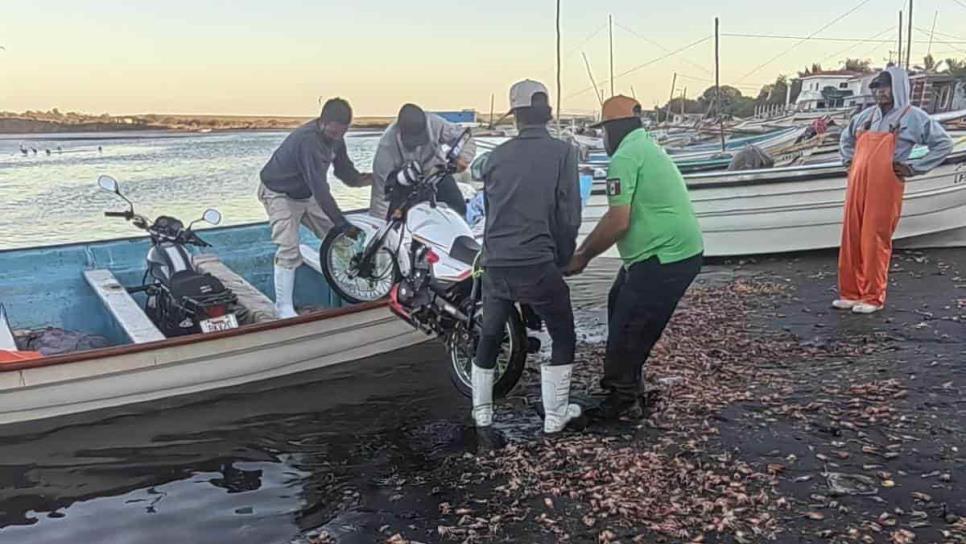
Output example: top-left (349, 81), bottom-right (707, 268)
top-left (395, 161), bottom-right (423, 186)
top-left (343, 224), bottom-right (364, 241)
top-left (893, 162), bottom-right (914, 179)
top-left (356, 173), bottom-right (374, 187)
top-left (563, 251), bottom-right (590, 277)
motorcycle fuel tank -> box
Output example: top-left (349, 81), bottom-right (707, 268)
top-left (406, 202), bottom-right (477, 282)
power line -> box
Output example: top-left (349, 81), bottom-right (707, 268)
top-left (819, 26), bottom-right (897, 66)
top-left (735, 0), bottom-right (874, 83)
top-left (565, 35), bottom-right (712, 99)
top-left (952, 0), bottom-right (966, 11)
top-left (914, 25), bottom-right (966, 55)
top-left (564, 22), bottom-right (608, 59)
top-left (614, 21), bottom-right (713, 75)
top-left (723, 32), bottom-right (963, 44)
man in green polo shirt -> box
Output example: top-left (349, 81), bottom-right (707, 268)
top-left (566, 95), bottom-right (703, 420)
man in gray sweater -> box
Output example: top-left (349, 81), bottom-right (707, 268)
top-left (259, 98), bottom-right (372, 318)
top-left (472, 80), bottom-right (583, 436)
top-left (370, 104), bottom-right (476, 219)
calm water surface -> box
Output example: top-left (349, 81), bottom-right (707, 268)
top-left (0, 343), bottom-right (469, 544)
top-left (0, 131), bottom-right (381, 250)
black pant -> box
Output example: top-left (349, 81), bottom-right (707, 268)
top-left (475, 262), bottom-right (575, 369)
top-left (603, 254), bottom-right (702, 401)
top-left (436, 174), bottom-right (467, 218)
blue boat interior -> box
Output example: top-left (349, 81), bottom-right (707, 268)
top-left (0, 223), bottom-right (344, 349)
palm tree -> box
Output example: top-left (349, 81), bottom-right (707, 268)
top-left (945, 58), bottom-right (966, 76)
top-left (842, 58), bottom-right (873, 73)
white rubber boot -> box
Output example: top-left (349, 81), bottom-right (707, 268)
top-left (541, 364), bottom-right (583, 434)
top-left (471, 364), bottom-right (495, 427)
top-left (274, 265), bottom-right (298, 319)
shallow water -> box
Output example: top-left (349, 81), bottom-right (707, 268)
top-left (0, 130), bottom-right (380, 250)
top-left (0, 342), bottom-right (468, 544)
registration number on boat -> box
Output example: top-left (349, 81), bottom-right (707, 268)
top-left (200, 313), bottom-right (239, 333)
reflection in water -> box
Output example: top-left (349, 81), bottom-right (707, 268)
top-left (0, 343), bottom-right (467, 544)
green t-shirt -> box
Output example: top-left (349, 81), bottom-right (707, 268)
top-left (606, 128), bottom-right (703, 265)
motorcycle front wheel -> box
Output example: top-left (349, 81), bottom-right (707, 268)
top-left (321, 228), bottom-right (398, 304)
top-left (447, 309), bottom-right (527, 399)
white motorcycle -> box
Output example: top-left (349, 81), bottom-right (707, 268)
top-left (319, 130), bottom-right (538, 398)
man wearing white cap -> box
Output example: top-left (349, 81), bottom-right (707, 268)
top-left (472, 80), bottom-right (583, 437)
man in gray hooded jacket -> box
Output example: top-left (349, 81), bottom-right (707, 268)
top-left (835, 66), bottom-right (953, 315)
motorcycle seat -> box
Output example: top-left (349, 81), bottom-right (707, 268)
top-left (449, 235), bottom-right (481, 266)
top-left (168, 270), bottom-right (230, 303)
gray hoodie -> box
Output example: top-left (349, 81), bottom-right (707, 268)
top-left (370, 113), bottom-right (477, 218)
top-left (840, 66), bottom-right (954, 175)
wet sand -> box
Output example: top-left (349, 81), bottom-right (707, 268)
top-left (302, 250), bottom-right (964, 544)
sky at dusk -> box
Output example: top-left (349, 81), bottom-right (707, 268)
top-left (1, 0), bottom-right (965, 116)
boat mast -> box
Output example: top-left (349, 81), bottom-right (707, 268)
top-left (665, 72), bottom-right (677, 124)
top-left (555, 0), bottom-right (562, 135)
top-left (609, 14), bottom-right (615, 97)
top-left (582, 52), bottom-right (605, 106)
top-left (906, 0), bottom-right (913, 69)
top-left (927, 10), bottom-right (937, 57)
top-left (715, 17), bottom-right (725, 152)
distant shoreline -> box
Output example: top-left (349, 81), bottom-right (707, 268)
top-left (0, 114), bottom-right (394, 135)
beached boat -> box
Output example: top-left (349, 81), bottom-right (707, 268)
top-left (582, 144), bottom-right (966, 258)
top-left (0, 223), bottom-right (425, 426)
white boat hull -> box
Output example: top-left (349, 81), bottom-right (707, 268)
top-left (581, 158), bottom-right (966, 258)
top-left (0, 305), bottom-right (424, 426)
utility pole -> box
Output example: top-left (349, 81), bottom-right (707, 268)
top-left (898, 11), bottom-right (903, 68)
top-left (630, 86), bottom-right (637, 100)
top-left (715, 17), bottom-right (725, 152)
top-left (906, 0), bottom-right (914, 69)
top-left (665, 72), bottom-right (677, 123)
top-left (581, 52), bottom-right (605, 107)
top-left (609, 14), bottom-right (615, 98)
top-left (489, 93), bottom-right (495, 127)
top-left (681, 87), bottom-right (687, 118)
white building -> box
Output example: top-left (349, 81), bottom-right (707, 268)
top-left (796, 71), bottom-right (862, 111)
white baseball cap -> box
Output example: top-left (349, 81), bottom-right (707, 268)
top-left (509, 79), bottom-right (550, 110)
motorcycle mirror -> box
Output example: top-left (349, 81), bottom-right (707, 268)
top-left (97, 175), bottom-right (120, 194)
top-left (202, 209), bottom-right (222, 226)
top-left (445, 128), bottom-right (472, 163)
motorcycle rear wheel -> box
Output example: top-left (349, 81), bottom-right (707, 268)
top-left (321, 228), bottom-right (398, 303)
top-left (447, 309), bottom-right (526, 399)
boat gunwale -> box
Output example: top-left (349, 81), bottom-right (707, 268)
top-left (0, 207), bottom-right (392, 373)
top-left (587, 151), bottom-right (966, 191)
top-left (0, 299), bottom-right (389, 373)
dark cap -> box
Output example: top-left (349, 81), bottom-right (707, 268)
top-left (869, 71), bottom-right (892, 89)
top-left (397, 104), bottom-right (429, 149)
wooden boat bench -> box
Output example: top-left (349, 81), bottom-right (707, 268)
top-left (83, 270), bottom-right (166, 344)
top-left (192, 254), bottom-right (278, 323)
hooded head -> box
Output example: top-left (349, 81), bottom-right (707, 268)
top-left (870, 66), bottom-right (911, 113)
top-left (397, 104), bottom-right (429, 151)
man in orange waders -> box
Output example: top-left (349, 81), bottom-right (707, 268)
top-left (835, 67), bottom-right (953, 314)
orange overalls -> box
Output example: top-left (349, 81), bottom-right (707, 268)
top-left (838, 106), bottom-right (911, 307)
